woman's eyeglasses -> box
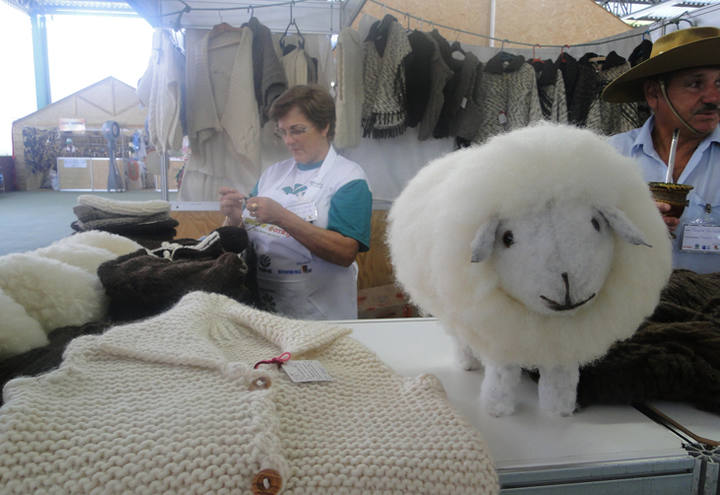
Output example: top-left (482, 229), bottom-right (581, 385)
top-left (274, 125), bottom-right (308, 139)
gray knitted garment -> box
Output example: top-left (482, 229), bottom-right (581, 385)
top-left (361, 20), bottom-right (411, 139)
top-left (586, 62), bottom-right (641, 135)
top-left (473, 56), bottom-right (542, 145)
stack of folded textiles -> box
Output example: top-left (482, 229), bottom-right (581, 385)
top-left (72, 194), bottom-right (179, 248)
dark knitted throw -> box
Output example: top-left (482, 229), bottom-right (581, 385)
top-left (578, 270), bottom-right (720, 413)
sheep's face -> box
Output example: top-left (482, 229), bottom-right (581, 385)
top-left (470, 199), bottom-right (651, 316)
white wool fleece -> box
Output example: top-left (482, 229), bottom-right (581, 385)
top-left (0, 288), bottom-right (48, 358)
top-left (388, 122), bottom-right (672, 368)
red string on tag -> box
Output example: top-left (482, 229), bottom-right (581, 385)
top-left (253, 352), bottom-right (292, 369)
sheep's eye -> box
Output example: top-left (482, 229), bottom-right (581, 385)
top-left (591, 217), bottom-right (601, 232)
top-left (502, 230), bottom-right (514, 247)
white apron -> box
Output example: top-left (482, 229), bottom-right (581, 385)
top-left (244, 147), bottom-right (358, 320)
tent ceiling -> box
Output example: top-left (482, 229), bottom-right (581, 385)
top-left (4, 0), bottom-right (365, 33)
top-left (596, 0), bottom-right (720, 21)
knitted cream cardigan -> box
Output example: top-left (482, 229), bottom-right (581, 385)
top-left (0, 292), bottom-right (498, 494)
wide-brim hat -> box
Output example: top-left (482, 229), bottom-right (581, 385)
top-left (602, 27), bottom-right (720, 103)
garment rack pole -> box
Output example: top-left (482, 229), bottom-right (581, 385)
top-left (161, 151), bottom-right (169, 201)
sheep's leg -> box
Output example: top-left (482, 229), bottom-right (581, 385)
top-left (481, 363), bottom-right (521, 416)
top-left (537, 365), bottom-right (579, 416)
top-left (452, 337), bottom-right (483, 371)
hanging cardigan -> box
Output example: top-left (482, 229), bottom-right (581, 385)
top-left (473, 52), bottom-right (542, 145)
top-left (417, 32), bottom-right (453, 141)
top-left (430, 30), bottom-right (463, 139)
top-left (0, 291), bottom-right (499, 494)
top-left (334, 27), bottom-right (365, 150)
top-left (245, 16), bottom-right (288, 125)
top-left (136, 28), bottom-right (184, 153)
top-left (404, 29), bottom-right (435, 128)
top-left (181, 27), bottom-right (261, 200)
top-left (449, 51), bottom-right (484, 141)
top-left (361, 18), bottom-right (411, 139)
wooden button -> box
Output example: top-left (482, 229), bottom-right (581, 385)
top-left (249, 376), bottom-right (271, 390)
top-left (252, 469), bottom-right (282, 494)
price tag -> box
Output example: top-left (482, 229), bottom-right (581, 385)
top-left (498, 111), bottom-right (508, 126)
top-left (282, 360), bottom-right (333, 383)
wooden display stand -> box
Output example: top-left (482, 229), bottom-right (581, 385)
top-left (170, 201), bottom-right (225, 240)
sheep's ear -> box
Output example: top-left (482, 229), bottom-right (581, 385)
top-left (471, 218), bottom-right (499, 263)
top-left (598, 206), bottom-right (651, 247)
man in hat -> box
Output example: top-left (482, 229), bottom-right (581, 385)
top-left (603, 27), bottom-right (720, 274)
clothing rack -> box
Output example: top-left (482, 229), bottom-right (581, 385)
top-left (367, 0), bottom-right (696, 50)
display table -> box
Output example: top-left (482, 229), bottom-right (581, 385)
top-left (342, 317), bottom-right (719, 494)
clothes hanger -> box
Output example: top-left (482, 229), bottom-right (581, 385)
top-left (559, 44), bottom-right (570, 63)
top-left (450, 31), bottom-right (465, 60)
top-left (280, 1), bottom-right (306, 51)
top-left (530, 43), bottom-right (543, 63)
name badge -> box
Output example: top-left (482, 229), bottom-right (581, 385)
top-left (287, 201), bottom-right (319, 223)
top-left (681, 225), bottom-right (720, 254)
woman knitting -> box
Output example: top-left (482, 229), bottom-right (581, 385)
top-left (219, 85), bottom-right (372, 320)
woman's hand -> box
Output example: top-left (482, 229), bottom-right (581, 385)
top-left (219, 187), bottom-right (247, 226)
top-left (655, 201), bottom-right (680, 232)
top-left (245, 197), bottom-right (286, 225)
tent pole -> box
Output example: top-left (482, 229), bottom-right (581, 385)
top-left (30, 12), bottom-right (51, 109)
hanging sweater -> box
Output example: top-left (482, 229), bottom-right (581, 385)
top-left (0, 292), bottom-right (499, 494)
top-left (473, 52), bottom-right (542, 145)
top-left (334, 27), bottom-right (365, 150)
top-left (361, 17), bottom-right (412, 139)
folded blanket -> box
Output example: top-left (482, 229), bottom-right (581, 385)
top-left (77, 194), bottom-right (171, 217)
top-left (578, 270), bottom-right (720, 413)
top-left (72, 213), bottom-right (176, 232)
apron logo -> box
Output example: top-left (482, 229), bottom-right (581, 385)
top-left (282, 183), bottom-right (308, 196)
top-left (259, 254), bottom-right (272, 273)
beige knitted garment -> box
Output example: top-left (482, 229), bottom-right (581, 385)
top-left (0, 292), bottom-right (498, 494)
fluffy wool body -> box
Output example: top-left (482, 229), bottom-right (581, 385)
top-left (388, 123), bottom-right (672, 415)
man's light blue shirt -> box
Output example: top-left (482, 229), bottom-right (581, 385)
top-left (608, 116), bottom-right (720, 273)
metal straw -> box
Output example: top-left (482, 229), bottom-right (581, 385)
top-left (665, 128), bottom-right (680, 184)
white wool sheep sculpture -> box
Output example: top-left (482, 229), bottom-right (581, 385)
top-left (388, 123), bottom-right (672, 417)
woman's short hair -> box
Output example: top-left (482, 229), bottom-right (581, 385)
top-left (269, 84), bottom-right (336, 140)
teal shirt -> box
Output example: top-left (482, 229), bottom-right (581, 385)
top-left (250, 161), bottom-right (372, 252)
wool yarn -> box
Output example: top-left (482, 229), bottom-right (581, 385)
top-left (0, 292), bottom-right (499, 494)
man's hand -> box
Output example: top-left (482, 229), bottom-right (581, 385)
top-left (656, 201), bottom-right (680, 232)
